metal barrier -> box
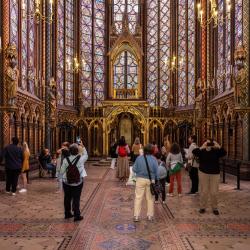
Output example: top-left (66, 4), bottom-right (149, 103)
top-left (221, 159), bottom-right (241, 190)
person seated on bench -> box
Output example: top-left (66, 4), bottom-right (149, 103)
top-left (39, 148), bottom-right (56, 178)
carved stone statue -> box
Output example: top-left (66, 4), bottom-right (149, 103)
top-left (5, 44), bottom-right (19, 106)
top-left (195, 86), bottom-right (203, 118)
top-left (49, 78), bottom-right (57, 118)
top-left (168, 94), bottom-right (174, 108)
top-left (233, 46), bottom-right (247, 105)
top-left (234, 65), bottom-right (247, 104)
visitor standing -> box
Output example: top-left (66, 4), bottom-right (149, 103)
top-left (56, 142), bottom-right (70, 192)
top-left (193, 139), bottom-right (226, 215)
top-left (0, 137), bottom-right (23, 196)
top-left (116, 136), bottom-right (130, 182)
top-left (60, 143), bottom-right (88, 221)
top-left (186, 135), bottom-right (199, 195)
top-left (152, 141), bottom-right (159, 156)
top-left (19, 142), bottom-right (30, 193)
top-left (133, 144), bottom-right (158, 222)
top-left (161, 135), bottom-right (171, 162)
top-left (154, 152), bottom-right (168, 204)
top-left (109, 140), bottom-right (118, 169)
top-left (131, 137), bottom-right (143, 162)
top-left (166, 143), bottom-right (183, 197)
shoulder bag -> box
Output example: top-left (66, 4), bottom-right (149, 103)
top-left (144, 155), bottom-right (162, 196)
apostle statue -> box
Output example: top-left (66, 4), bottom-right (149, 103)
top-left (5, 44), bottom-right (19, 106)
top-left (49, 77), bottom-right (57, 118)
top-left (233, 46), bottom-right (247, 105)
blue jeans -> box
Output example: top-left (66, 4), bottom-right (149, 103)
top-left (46, 163), bottom-right (56, 177)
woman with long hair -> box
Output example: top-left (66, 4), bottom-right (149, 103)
top-left (131, 137), bottom-right (143, 162)
top-left (166, 143), bottom-right (183, 197)
top-left (116, 136), bottom-right (130, 182)
top-left (19, 142), bottom-right (30, 193)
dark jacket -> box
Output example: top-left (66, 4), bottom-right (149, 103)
top-left (109, 143), bottom-right (118, 158)
top-left (0, 144), bottom-right (23, 170)
top-left (39, 154), bottom-right (52, 168)
top-left (192, 147), bottom-right (226, 174)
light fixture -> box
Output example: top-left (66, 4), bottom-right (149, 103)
top-left (164, 55), bottom-right (184, 72)
top-left (197, 0), bottom-right (231, 28)
top-left (22, 0), bottom-right (54, 24)
top-left (66, 56), bottom-right (86, 73)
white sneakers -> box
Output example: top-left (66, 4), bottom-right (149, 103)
top-left (19, 188), bottom-right (27, 193)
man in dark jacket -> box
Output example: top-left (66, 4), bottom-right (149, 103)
top-left (193, 139), bottom-right (226, 215)
top-left (0, 137), bottom-right (23, 195)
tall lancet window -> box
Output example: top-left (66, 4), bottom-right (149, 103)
top-left (65, 0), bottom-right (74, 106)
top-left (113, 0), bottom-right (139, 34)
top-left (57, 0), bottom-right (75, 106)
top-left (235, 0), bottom-right (243, 46)
top-left (57, 0), bottom-right (65, 105)
top-left (113, 50), bottom-right (138, 98)
top-left (80, 0), bottom-right (105, 107)
top-left (147, 0), bottom-right (171, 107)
top-left (178, 0), bottom-right (195, 107)
top-left (217, 0), bottom-right (226, 94)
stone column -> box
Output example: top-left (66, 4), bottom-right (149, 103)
top-left (45, 0), bottom-right (51, 149)
top-left (0, 0), bottom-right (10, 148)
top-left (201, 0), bottom-right (208, 142)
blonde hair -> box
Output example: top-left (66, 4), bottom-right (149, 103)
top-left (134, 137), bottom-right (140, 145)
top-left (23, 142), bottom-right (30, 154)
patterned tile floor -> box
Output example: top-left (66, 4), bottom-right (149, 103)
top-left (0, 163), bottom-right (249, 250)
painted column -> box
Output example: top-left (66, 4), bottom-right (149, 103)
top-left (45, 0), bottom-right (51, 149)
top-left (242, 0), bottom-right (250, 160)
top-left (201, 0), bottom-right (208, 142)
top-left (0, 0), bottom-right (10, 149)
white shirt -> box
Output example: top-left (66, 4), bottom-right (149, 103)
top-left (60, 148), bottom-right (88, 186)
top-left (187, 142), bottom-right (199, 168)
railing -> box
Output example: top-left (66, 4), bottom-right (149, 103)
top-left (221, 158), bottom-right (242, 190)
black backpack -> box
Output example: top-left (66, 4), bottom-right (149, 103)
top-left (65, 156), bottom-right (81, 184)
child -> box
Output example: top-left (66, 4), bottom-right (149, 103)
top-left (154, 153), bottom-right (168, 204)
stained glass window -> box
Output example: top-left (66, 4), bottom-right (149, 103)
top-left (217, 0), bottom-right (225, 94)
top-left (147, 0), bottom-right (171, 107)
top-left (147, 0), bottom-right (158, 106)
top-left (10, 1), bottom-right (37, 93)
top-left (235, 0), bottom-right (243, 46)
top-left (187, 0), bottom-right (195, 105)
top-left (93, 0), bottom-right (105, 106)
top-left (80, 0), bottom-right (92, 107)
top-left (57, 0), bottom-right (65, 105)
top-left (65, 1), bottom-right (74, 106)
top-left (21, 0), bottom-right (28, 91)
top-left (79, 0), bottom-right (105, 107)
top-left (113, 0), bottom-right (139, 34)
top-left (10, 0), bottom-right (19, 52)
top-left (178, 0), bottom-right (187, 107)
top-left (159, 0), bottom-right (171, 107)
top-left (113, 50), bottom-right (138, 91)
top-left (27, 1), bottom-right (35, 94)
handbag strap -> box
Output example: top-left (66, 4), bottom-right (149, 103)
top-left (144, 155), bottom-right (152, 182)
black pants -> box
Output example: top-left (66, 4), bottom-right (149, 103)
top-left (189, 167), bottom-right (199, 193)
top-left (6, 169), bottom-right (21, 193)
top-left (155, 178), bottom-right (166, 202)
top-left (63, 182), bottom-right (83, 218)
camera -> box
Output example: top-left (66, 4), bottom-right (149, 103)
top-left (76, 136), bottom-right (81, 144)
top-left (207, 142), bottom-right (214, 147)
